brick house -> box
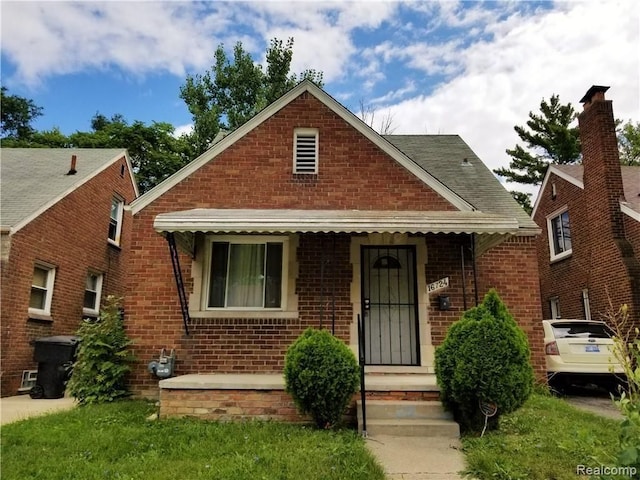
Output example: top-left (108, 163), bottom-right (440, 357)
top-left (0, 148), bottom-right (138, 396)
top-left (128, 80), bottom-right (544, 422)
top-left (532, 86), bottom-right (640, 325)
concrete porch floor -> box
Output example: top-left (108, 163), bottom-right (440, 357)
top-left (159, 372), bottom-right (440, 392)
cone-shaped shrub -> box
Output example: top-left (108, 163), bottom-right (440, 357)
top-left (284, 328), bottom-right (360, 428)
top-left (435, 289), bottom-right (534, 433)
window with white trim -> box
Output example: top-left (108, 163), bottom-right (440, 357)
top-left (83, 273), bottom-right (103, 315)
top-left (547, 208), bottom-right (572, 261)
top-left (205, 236), bottom-right (287, 309)
top-left (293, 128), bottom-right (318, 174)
top-left (29, 264), bottom-right (56, 315)
top-left (108, 197), bottom-right (124, 245)
top-left (549, 296), bottom-right (561, 319)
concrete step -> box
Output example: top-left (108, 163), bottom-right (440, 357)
top-left (357, 400), bottom-right (453, 421)
top-left (360, 418), bottom-right (461, 437)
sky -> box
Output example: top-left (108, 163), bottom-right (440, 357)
top-left (1, 0), bottom-right (639, 198)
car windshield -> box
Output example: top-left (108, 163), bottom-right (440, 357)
top-left (551, 322), bottom-right (613, 339)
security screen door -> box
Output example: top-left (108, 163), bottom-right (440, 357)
top-left (361, 246), bottom-right (419, 365)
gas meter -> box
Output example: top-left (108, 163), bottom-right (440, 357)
top-left (148, 348), bottom-right (175, 378)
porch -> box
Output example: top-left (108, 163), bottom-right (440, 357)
top-left (158, 372), bottom-right (442, 426)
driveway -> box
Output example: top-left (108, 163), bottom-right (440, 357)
top-left (1, 395), bottom-right (76, 425)
top-left (563, 386), bottom-right (623, 421)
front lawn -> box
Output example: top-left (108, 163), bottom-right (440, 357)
top-left (462, 393), bottom-right (623, 480)
top-left (1, 400), bottom-right (385, 480)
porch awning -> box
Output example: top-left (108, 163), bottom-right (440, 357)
top-left (154, 209), bottom-right (531, 256)
top-left (154, 208), bottom-right (520, 235)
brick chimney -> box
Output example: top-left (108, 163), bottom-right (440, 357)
top-left (578, 85), bottom-right (626, 239)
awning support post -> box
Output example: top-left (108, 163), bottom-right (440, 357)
top-left (167, 232), bottom-right (190, 336)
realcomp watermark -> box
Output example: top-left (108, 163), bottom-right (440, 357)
top-left (576, 465), bottom-right (638, 477)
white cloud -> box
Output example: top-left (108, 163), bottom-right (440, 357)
top-left (173, 123), bottom-right (193, 138)
top-left (1, 2), bottom-right (227, 86)
top-left (384, 0), bottom-right (640, 198)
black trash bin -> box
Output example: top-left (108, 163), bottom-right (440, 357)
top-left (29, 335), bottom-right (80, 399)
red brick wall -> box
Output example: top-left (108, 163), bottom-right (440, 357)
top-left (533, 93), bottom-right (640, 328)
top-left (534, 175), bottom-right (591, 320)
top-left (424, 234), bottom-right (545, 380)
top-left (0, 156), bottom-right (137, 396)
top-left (476, 236), bottom-right (546, 380)
top-left (128, 92), bottom-right (545, 395)
top-left (425, 234), bottom-right (477, 347)
top-left (127, 93), bottom-right (457, 396)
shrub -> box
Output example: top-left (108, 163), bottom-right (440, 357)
top-left (597, 303), bottom-right (640, 479)
top-left (435, 289), bottom-right (534, 433)
top-left (284, 328), bottom-right (360, 429)
top-left (67, 296), bottom-right (135, 405)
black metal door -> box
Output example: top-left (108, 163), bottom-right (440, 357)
top-left (361, 246), bottom-right (419, 365)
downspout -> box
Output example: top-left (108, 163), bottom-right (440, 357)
top-left (331, 234), bottom-right (336, 335)
top-left (460, 243), bottom-right (468, 311)
top-left (472, 233), bottom-right (479, 306)
top-left (319, 236), bottom-right (325, 329)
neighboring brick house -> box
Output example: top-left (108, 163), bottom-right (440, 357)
top-left (127, 80), bottom-right (544, 419)
top-left (532, 86), bottom-right (640, 325)
top-left (0, 148), bottom-right (138, 396)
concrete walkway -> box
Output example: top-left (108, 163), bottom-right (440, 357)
top-left (366, 435), bottom-right (466, 480)
top-left (1, 394), bottom-right (76, 425)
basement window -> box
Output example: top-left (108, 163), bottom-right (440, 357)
top-left (547, 207), bottom-right (572, 262)
top-left (293, 128), bottom-right (318, 174)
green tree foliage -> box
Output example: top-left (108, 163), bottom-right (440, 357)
top-left (67, 296), bottom-right (135, 405)
top-left (435, 289), bottom-right (534, 434)
top-left (495, 95), bottom-right (581, 212)
top-left (284, 328), bottom-right (359, 429)
top-left (495, 95), bottom-right (581, 186)
top-left (0, 86), bottom-right (43, 140)
top-left (617, 120), bottom-right (640, 166)
top-left (598, 304), bottom-right (640, 478)
top-left (68, 114), bottom-right (194, 193)
top-left (180, 37), bottom-right (324, 155)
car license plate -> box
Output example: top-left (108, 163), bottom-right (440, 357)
top-left (585, 345), bottom-right (600, 352)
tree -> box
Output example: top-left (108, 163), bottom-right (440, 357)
top-left (618, 120), bottom-right (640, 166)
top-left (180, 37), bottom-right (324, 155)
top-left (358, 99), bottom-right (397, 135)
top-left (494, 95), bottom-right (581, 212)
top-left (68, 114), bottom-right (194, 193)
top-left (0, 86), bottom-right (43, 140)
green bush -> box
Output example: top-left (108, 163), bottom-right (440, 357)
top-left (598, 304), bottom-right (640, 479)
top-left (67, 296), bottom-right (135, 405)
top-left (435, 289), bottom-right (534, 433)
top-left (284, 328), bottom-right (360, 429)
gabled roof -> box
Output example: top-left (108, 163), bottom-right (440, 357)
top-left (0, 148), bottom-right (138, 233)
top-left (131, 80), bottom-right (473, 214)
top-left (384, 135), bottom-right (538, 232)
top-left (532, 164), bottom-right (640, 221)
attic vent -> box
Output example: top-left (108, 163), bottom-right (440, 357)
top-left (294, 129), bottom-right (318, 174)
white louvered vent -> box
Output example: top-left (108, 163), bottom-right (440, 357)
top-left (294, 129), bottom-right (318, 174)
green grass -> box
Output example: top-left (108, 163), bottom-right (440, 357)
top-left (1, 400), bottom-right (385, 480)
top-left (462, 393), bottom-right (622, 480)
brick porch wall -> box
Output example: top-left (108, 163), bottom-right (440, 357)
top-left (158, 388), bottom-right (440, 423)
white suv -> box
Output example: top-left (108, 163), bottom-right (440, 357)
top-left (542, 319), bottom-right (626, 393)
